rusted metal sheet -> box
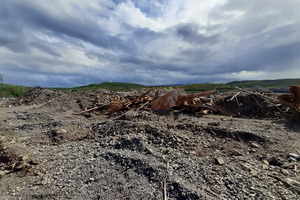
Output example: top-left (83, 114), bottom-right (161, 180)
top-left (151, 89), bottom-right (217, 111)
top-left (151, 89), bottom-right (182, 110)
top-left (278, 85), bottom-right (300, 105)
top-left (277, 85), bottom-right (300, 118)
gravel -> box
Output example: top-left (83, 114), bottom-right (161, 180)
top-left (1, 89), bottom-right (300, 199)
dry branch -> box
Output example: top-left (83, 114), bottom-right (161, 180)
top-left (73, 104), bottom-right (108, 115)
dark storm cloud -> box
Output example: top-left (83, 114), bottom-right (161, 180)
top-left (174, 23), bottom-right (220, 45)
top-left (120, 56), bottom-right (155, 66)
top-left (0, 36), bottom-right (29, 53)
top-left (2, 1), bottom-right (131, 52)
top-left (120, 23), bottom-right (166, 52)
top-left (219, 42), bottom-right (300, 74)
top-left (177, 48), bottom-right (211, 62)
top-left (30, 42), bottom-right (61, 58)
top-left (86, 51), bottom-right (120, 63)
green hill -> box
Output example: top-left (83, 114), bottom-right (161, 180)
top-left (180, 83), bottom-right (236, 92)
top-left (0, 84), bottom-right (30, 97)
top-left (49, 82), bottom-right (146, 92)
top-left (227, 79), bottom-right (300, 88)
top-left (1, 78), bottom-right (299, 98)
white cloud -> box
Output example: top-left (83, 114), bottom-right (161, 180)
top-left (162, 0), bottom-right (226, 27)
top-left (113, 1), bottom-right (164, 31)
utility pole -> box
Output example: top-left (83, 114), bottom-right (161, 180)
top-left (0, 73), bottom-right (3, 91)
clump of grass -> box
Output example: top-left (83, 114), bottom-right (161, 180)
top-left (0, 84), bottom-right (29, 97)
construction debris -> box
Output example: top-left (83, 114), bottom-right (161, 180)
top-left (151, 89), bottom-right (184, 110)
top-left (72, 88), bottom-right (236, 117)
top-left (278, 85), bottom-right (300, 105)
top-left (277, 85), bottom-right (300, 118)
top-left (3, 85), bottom-right (300, 120)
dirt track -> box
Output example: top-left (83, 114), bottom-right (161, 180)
top-left (1, 88), bottom-right (300, 199)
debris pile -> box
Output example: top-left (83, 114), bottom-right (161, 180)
top-left (212, 86), bottom-right (300, 119)
top-left (2, 85), bottom-right (300, 120)
top-left (74, 89), bottom-right (236, 117)
top-left (1, 87), bottom-right (63, 107)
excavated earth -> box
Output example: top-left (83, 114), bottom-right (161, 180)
top-left (0, 88), bottom-right (300, 199)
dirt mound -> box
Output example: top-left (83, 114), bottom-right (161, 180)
top-left (1, 87), bottom-right (63, 107)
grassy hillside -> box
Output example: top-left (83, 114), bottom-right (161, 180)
top-left (49, 82), bottom-right (146, 92)
top-left (0, 84), bottom-right (30, 97)
top-left (2, 78), bottom-right (299, 97)
top-left (75, 82), bottom-right (146, 91)
top-left (180, 83), bottom-right (236, 92)
top-left (227, 79), bottom-right (300, 88)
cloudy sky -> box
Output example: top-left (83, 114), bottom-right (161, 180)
top-left (1, 0), bottom-right (300, 87)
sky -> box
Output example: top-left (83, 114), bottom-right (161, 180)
top-left (0, 0), bottom-right (300, 87)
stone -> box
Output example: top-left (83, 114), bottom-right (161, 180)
top-left (250, 170), bottom-right (258, 176)
top-left (286, 178), bottom-right (300, 187)
top-left (250, 142), bottom-right (259, 148)
top-left (0, 171), bottom-right (5, 177)
top-left (29, 159), bottom-right (41, 165)
top-left (21, 155), bottom-right (29, 161)
top-left (215, 156), bottom-right (225, 165)
top-left (289, 157), bottom-right (297, 162)
top-left (231, 150), bottom-right (243, 156)
top-left (262, 164), bottom-right (269, 169)
top-left (266, 157), bottom-right (282, 166)
top-left (243, 163), bottom-right (252, 171)
top-left (56, 129), bottom-right (67, 134)
top-left (262, 160), bottom-right (269, 165)
top-left (208, 122), bottom-right (220, 126)
top-left (288, 153), bottom-right (300, 160)
top-left (281, 169), bottom-right (290, 176)
top-left (14, 161), bottom-right (25, 170)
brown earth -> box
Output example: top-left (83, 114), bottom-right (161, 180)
top-left (0, 88), bottom-right (300, 199)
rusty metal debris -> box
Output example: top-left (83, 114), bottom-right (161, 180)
top-left (151, 89), bottom-right (183, 110)
top-left (73, 88), bottom-right (236, 117)
top-left (278, 85), bottom-right (300, 105)
top-left (277, 85), bottom-right (300, 117)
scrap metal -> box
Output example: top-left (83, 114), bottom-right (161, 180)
top-left (277, 85), bottom-right (300, 105)
top-left (277, 85), bottom-right (300, 117)
top-left (73, 88), bottom-right (236, 117)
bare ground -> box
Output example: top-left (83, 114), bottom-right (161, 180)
top-left (0, 89), bottom-right (300, 199)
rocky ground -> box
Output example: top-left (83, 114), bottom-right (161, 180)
top-left (0, 88), bottom-right (300, 199)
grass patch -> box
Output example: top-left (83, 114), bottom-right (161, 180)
top-left (48, 82), bottom-right (146, 92)
top-left (227, 79), bottom-right (300, 89)
top-left (0, 84), bottom-right (30, 98)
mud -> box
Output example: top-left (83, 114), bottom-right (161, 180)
top-left (0, 89), bottom-right (300, 199)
